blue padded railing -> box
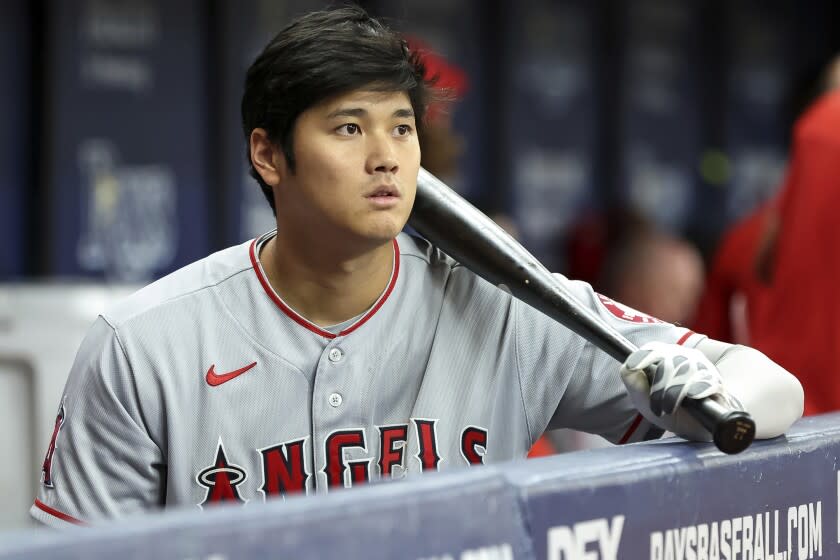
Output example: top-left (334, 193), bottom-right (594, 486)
top-left (2, 413), bottom-right (838, 560)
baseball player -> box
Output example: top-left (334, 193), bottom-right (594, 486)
top-left (32, 7), bottom-right (803, 527)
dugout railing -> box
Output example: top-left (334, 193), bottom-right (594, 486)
top-left (0, 413), bottom-right (836, 560)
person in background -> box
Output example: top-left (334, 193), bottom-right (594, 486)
top-left (599, 228), bottom-right (705, 327)
top-left (405, 37), bottom-right (468, 184)
top-left (557, 215), bottom-right (706, 454)
top-left (691, 202), bottom-right (775, 344)
top-left (693, 53), bottom-right (840, 347)
top-left (750, 89), bottom-right (840, 415)
top-left (566, 207), bottom-right (705, 328)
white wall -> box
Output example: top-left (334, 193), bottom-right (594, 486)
top-left (0, 284), bottom-right (137, 531)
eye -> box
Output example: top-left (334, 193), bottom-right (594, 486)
top-left (337, 123), bottom-right (361, 135)
top-left (394, 124), bottom-right (413, 136)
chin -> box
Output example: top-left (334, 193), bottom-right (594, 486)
top-left (358, 216), bottom-right (407, 243)
top-left (364, 226), bottom-right (403, 244)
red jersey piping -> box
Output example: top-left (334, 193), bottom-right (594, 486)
top-left (676, 330), bottom-right (695, 346)
top-left (33, 499), bottom-right (84, 525)
top-left (250, 236), bottom-right (400, 339)
top-left (619, 329), bottom-right (696, 443)
top-left (618, 414), bottom-right (644, 444)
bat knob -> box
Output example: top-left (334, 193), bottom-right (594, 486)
top-left (713, 411), bottom-right (756, 454)
top-left (682, 397), bottom-right (756, 454)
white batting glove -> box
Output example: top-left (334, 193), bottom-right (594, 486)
top-left (620, 341), bottom-right (744, 440)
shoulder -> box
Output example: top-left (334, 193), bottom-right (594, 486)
top-left (395, 231), bottom-right (515, 321)
top-left (102, 239), bottom-right (254, 329)
top-left (395, 231), bottom-right (499, 292)
top-left (396, 231), bottom-right (457, 270)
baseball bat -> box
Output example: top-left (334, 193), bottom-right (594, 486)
top-left (408, 167), bottom-right (755, 454)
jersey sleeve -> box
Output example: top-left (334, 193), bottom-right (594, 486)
top-left (30, 317), bottom-right (164, 527)
top-left (514, 274), bottom-right (701, 445)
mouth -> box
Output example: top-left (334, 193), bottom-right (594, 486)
top-left (365, 185), bottom-right (401, 200)
top-left (364, 184), bottom-right (402, 209)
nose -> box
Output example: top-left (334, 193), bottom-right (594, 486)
top-left (365, 133), bottom-right (399, 175)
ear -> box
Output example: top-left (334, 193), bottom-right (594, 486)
top-left (249, 128), bottom-right (287, 187)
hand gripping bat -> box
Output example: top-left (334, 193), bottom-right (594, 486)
top-left (408, 167), bottom-right (755, 454)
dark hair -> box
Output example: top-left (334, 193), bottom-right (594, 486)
top-left (241, 6), bottom-right (431, 214)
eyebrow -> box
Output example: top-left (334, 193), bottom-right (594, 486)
top-left (326, 107), bottom-right (415, 119)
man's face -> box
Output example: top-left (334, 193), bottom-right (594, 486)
top-left (277, 89), bottom-right (420, 245)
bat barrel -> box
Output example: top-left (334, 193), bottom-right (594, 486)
top-left (410, 170), bottom-right (636, 362)
top-left (410, 168), bottom-right (755, 455)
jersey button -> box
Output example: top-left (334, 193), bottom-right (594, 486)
top-left (329, 393), bottom-right (343, 407)
top-left (328, 348), bottom-right (343, 363)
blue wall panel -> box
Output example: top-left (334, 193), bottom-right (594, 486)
top-left (504, 0), bottom-right (599, 272)
top-left (0, 1), bottom-right (29, 279)
top-left (723, 1), bottom-right (794, 224)
top-left (617, 0), bottom-right (703, 232)
top-left (45, 0), bottom-right (210, 281)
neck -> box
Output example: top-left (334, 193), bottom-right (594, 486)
top-left (260, 229), bottom-right (396, 328)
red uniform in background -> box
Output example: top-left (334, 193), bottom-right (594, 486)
top-left (751, 91), bottom-right (840, 415)
top-left (692, 202), bottom-right (775, 345)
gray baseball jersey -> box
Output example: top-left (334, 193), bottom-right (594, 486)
top-left (32, 230), bottom-right (704, 527)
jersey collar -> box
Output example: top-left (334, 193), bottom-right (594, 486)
top-left (249, 231), bottom-right (400, 339)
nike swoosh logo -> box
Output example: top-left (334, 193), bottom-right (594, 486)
top-left (206, 362), bottom-right (257, 387)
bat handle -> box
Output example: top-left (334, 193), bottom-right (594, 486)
top-left (680, 396), bottom-right (756, 454)
top-left (607, 336), bottom-right (755, 454)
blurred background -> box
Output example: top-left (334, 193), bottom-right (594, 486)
top-left (2, 0), bottom-right (840, 281)
top-left (1, 0), bottom-right (840, 532)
